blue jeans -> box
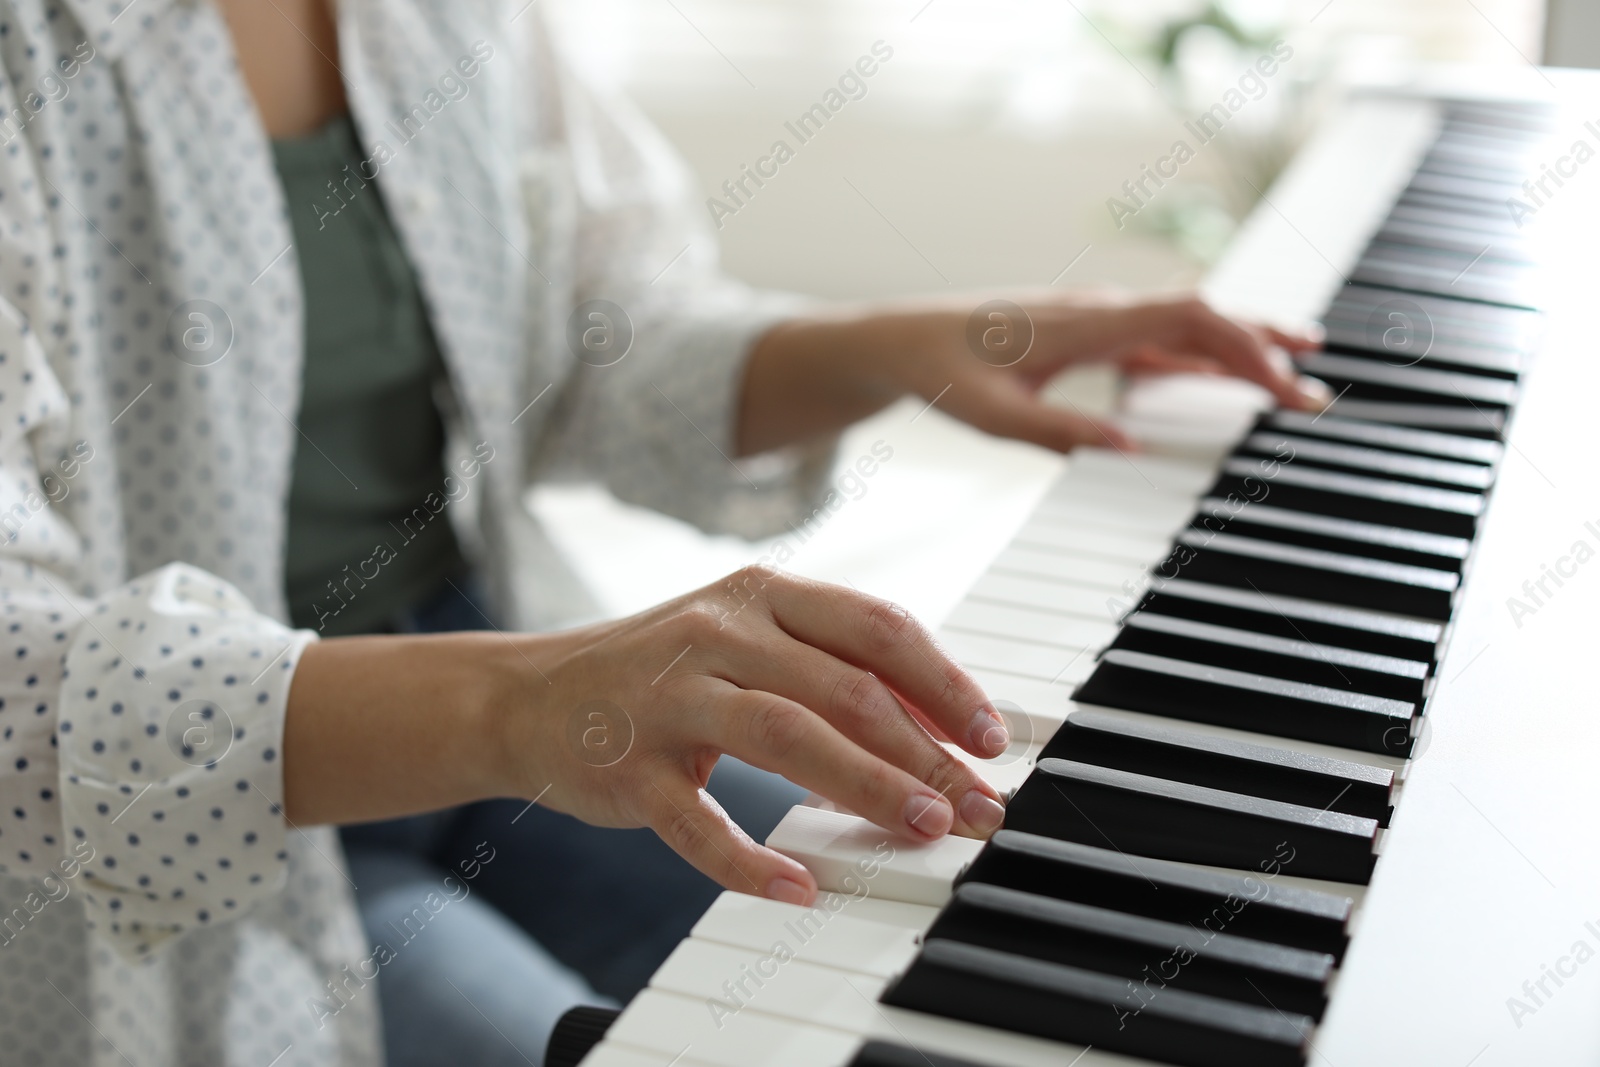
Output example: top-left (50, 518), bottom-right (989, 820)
top-left (340, 578), bottom-right (805, 1067)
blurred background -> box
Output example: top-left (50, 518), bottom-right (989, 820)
top-left (527, 0), bottom-right (1556, 628)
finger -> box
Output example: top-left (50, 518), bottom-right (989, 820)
top-left (713, 685), bottom-right (979, 841)
top-left (713, 633), bottom-right (1007, 837)
top-left (1162, 302), bottom-right (1331, 412)
top-left (1120, 348), bottom-right (1227, 378)
top-left (940, 375), bottom-right (1137, 454)
top-left (645, 771), bottom-right (819, 904)
top-left (1175, 304), bottom-right (1310, 409)
top-left (1260, 321), bottom-right (1325, 353)
top-left (759, 574), bottom-right (1014, 765)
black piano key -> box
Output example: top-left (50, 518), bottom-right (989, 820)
top-left (927, 882), bottom-right (1333, 1018)
top-left (881, 939), bottom-right (1311, 1067)
top-left (1386, 216), bottom-right (1528, 253)
top-left (1359, 236), bottom-right (1532, 276)
top-left (1417, 152), bottom-right (1539, 185)
top-left (1403, 170), bottom-right (1529, 203)
top-left (1043, 708), bottom-right (1397, 824)
top-left (1195, 496), bottom-right (1470, 571)
top-left (1321, 312), bottom-right (1533, 378)
top-left (1358, 246), bottom-right (1534, 295)
top-left (1143, 579), bottom-right (1443, 664)
top-left (1073, 648), bottom-right (1417, 756)
top-left (1300, 354), bottom-right (1520, 408)
top-left (1214, 459), bottom-right (1483, 537)
top-left (960, 831), bottom-right (1354, 959)
top-left (848, 1041), bottom-right (991, 1067)
top-left (1324, 313), bottom-right (1535, 365)
top-left (1006, 758), bottom-right (1382, 883)
top-left (1108, 610), bottom-right (1429, 705)
top-left (1322, 398), bottom-right (1504, 437)
top-left (1386, 201), bottom-right (1528, 241)
top-left (1397, 186), bottom-right (1525, 222)
top-left (1325, 283), bottom-right (1542, 336)
top-left (1166, 531), bottom-right (1460, 619)
top-left (1264, 411), bottom-right (1504, 465)
top-left (1371, 222), bottom-right (1536, 264)
top-left (1349, 263), bottom-right (1539, 309)
top-left (1240, 432), bottom-right (1493, 490)
top-left (1412, 151), bottom-right (1533, 185)
top-left (544, 1006), bottom-right (621, 1067)
top-left (1326, 338), bottom-right (1524, 380)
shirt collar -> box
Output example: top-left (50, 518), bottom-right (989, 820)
top-left (60, 0), bottom-right (184, 61)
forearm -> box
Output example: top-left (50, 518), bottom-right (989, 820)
top-left (282, 632), bottom-right (530, 826)
top-left (736, 306), bottom-right (927, 456)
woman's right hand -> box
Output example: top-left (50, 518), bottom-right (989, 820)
top-left (496, 566), bottom-right (1011, 906)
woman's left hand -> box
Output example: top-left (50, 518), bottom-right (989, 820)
top-left (883, 292), bottom-right (1328, 453)
top-left (739, 292), bottom-right (1327, 456)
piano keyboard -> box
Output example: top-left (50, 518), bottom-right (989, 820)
top-left (564, 79), bottom-right (1600, 1067)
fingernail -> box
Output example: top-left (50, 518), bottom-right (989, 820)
top-left (903, 791), bottom-right (954, 838)
top-left (959, 790), bottom-right (1006, 836)
top-left (765, 877), bottom-right (814, 906)
top-left (1295, 375), bottom-right (1333, 411)
top-left (968, 708), bottom-right (1010, 756)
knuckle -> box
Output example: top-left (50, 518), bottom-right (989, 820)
top-left (747, 697), bottom-right (807, 760)
top-left (927, 646), bottom-right (980, 704)
top-left (728, 563), bottom-right (781, 602)
top-left (829, 668), bottom-right (891, 730)
top-left (659, 805), bottom-right (706, 856)
top-left (923, 748), bottom-right (981, 798)
top-left (860, 597), bottom-right (917, 653)
top-left (674, 602), bottom-right (725, 641)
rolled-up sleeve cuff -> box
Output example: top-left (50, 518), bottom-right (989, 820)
top-left (548, 287), bottom-right (842, 540)
top-left (58, 564), bottom-right (316, 958)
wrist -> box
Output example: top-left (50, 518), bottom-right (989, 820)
top-left (738, 306), bottom-right (918, 455)
top-left (478, 631), bottom-right (556, 801)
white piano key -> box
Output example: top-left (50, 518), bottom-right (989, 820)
top-left (1061, 447), bottom-right (1221, 495)
top-left (626, 956), bottom-right (1142, 1067)
top-left (607, 989), bottom-right (860, 1067)
top-left (987, 546), bottom-right (1147, 591)
top-left (936, 627), bottom-right (1106, 684)
top-left (967, 674), bottom-right (1075, 728)
top-left (1010, 520), bottom-right (1173, 564)
top-left (1113, 408), bottom-right (1253, 461)
top-left (942, 741), bottom-right (1037, 799)
top-left (653, 939), bottom-right (893, 1034)
top-left (1031, 491), bottom-right (1196, 533)
top-left (964, 572), bottom-right (1140, 619)
top-left (690, 892), bottom-right (928, 978)
top-left (945, 596), bottom-right (1116, 644)
top-left (765, 805), bottom-right (980, 907)
top-left (1041, 475), bottom-right (1204, 519)
top-left (812, 891), bottom-right (938, 931)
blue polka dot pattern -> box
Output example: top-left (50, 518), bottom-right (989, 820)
top-left (0, 0), bottom-right (837, 1063)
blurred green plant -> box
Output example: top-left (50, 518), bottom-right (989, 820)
top-left (1101, 1), bottom-right (1312, 264)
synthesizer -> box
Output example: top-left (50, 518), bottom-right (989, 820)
top-left (561, 70), bottom-right (1600, 1067)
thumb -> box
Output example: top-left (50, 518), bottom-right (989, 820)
top-left (645, 775), bottom-right (818, 905)
top-left (939, 376), bottom-right (1137, 454)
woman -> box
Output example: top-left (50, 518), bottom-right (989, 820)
top-left (0, 1), bottom-right (1324, 1064)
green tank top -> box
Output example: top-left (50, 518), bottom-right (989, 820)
top-left (273, 114), bottom-right (466, 635)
